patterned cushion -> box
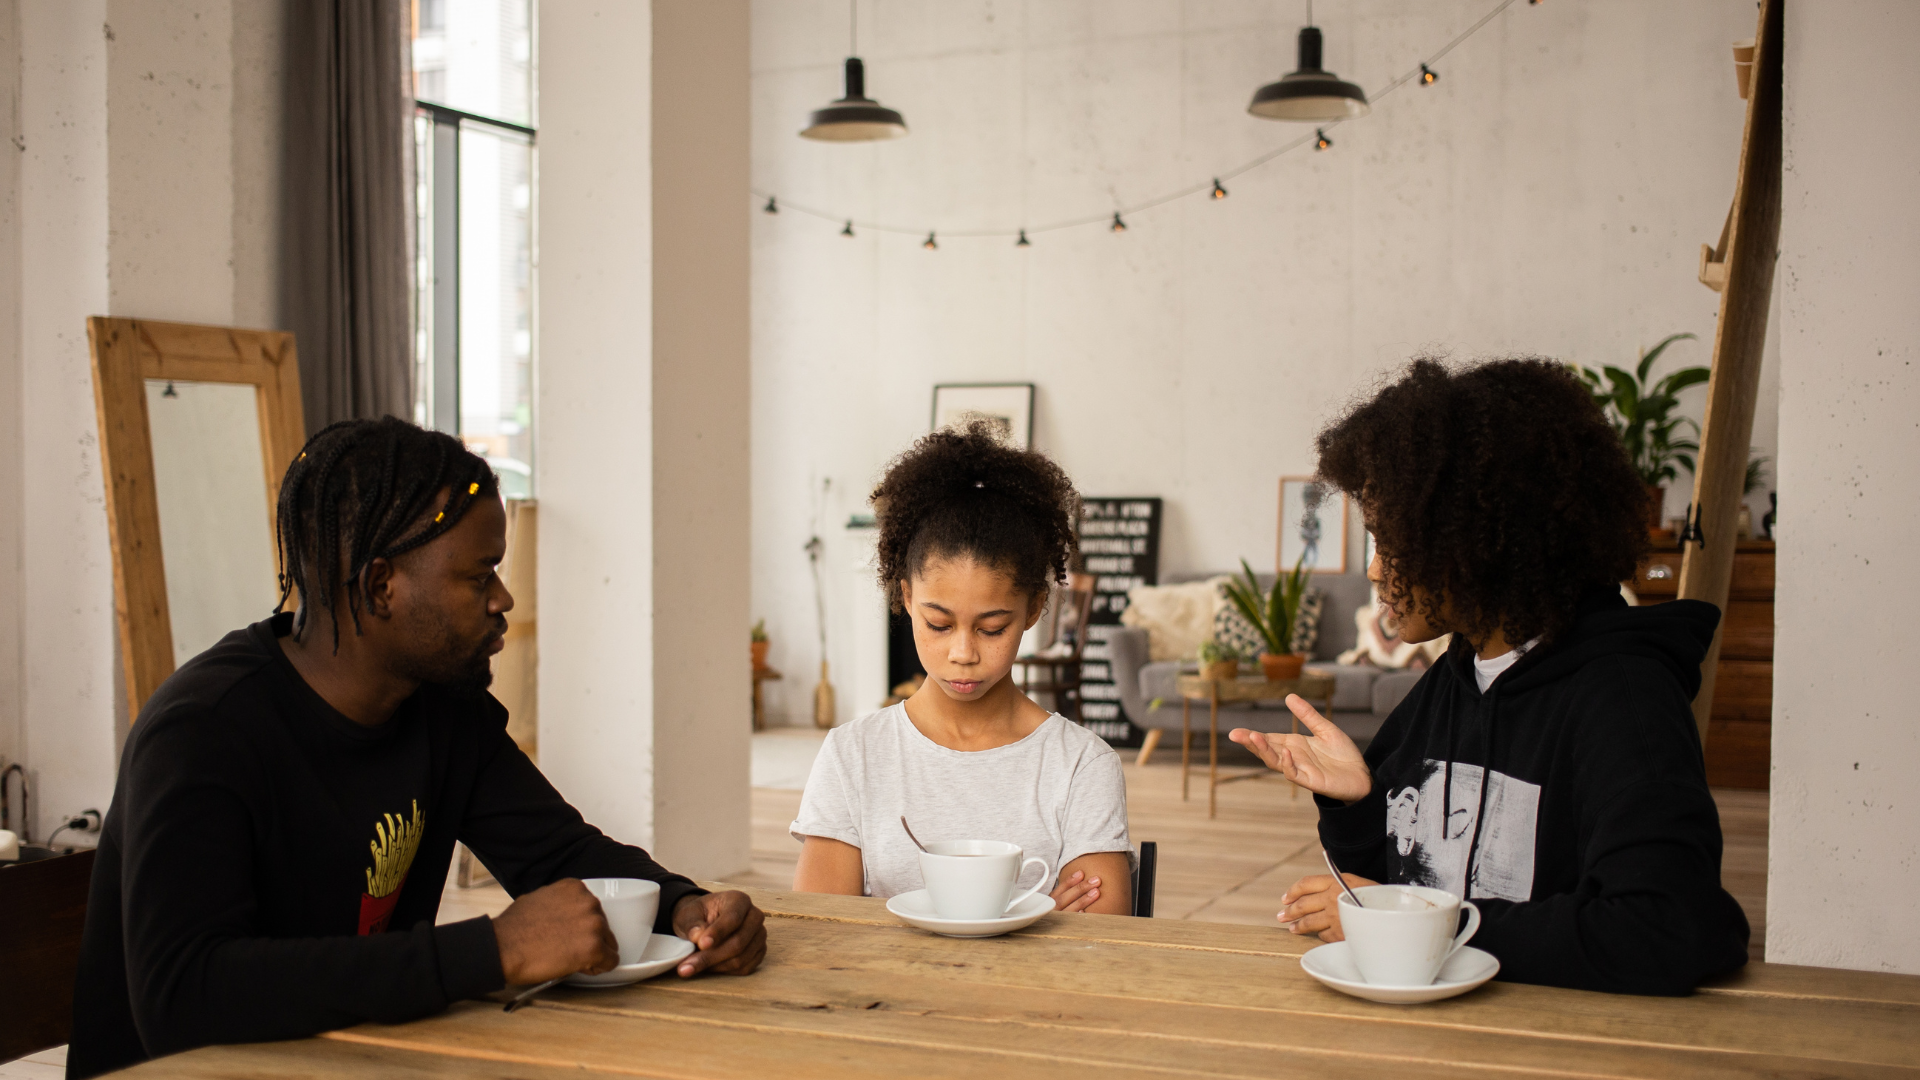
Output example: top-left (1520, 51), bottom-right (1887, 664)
top-left (1211, 585), bottom-right (1323, 657)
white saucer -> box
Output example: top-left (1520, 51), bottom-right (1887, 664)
top-left (1299, 942), bottom-right (1500, 1004)
top-left (885, 889), bottom-right (1055, 938)
top-left (563, 933), bottom-right (697, 988)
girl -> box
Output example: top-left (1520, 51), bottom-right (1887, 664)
top-left (792, 422), bottom-right (1132, 915)
top-left (1233, 358), bottom-right (1750, 994)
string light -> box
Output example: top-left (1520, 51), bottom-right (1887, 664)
top-left (755, 0), bottom-right (1528, 247)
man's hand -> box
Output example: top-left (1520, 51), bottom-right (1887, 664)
top-left (670, 891), bottom-right (768, 977)
top-left (1277, 872), bottom-right (1377, 940)
top-left (1229, 695), bottom-right (1372, 803)
top-left (492, 878), bottom-right (619, 985)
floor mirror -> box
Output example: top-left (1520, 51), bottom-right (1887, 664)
top-left (88, 317), bottom-right (305, 721)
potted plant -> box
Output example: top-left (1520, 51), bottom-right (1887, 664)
top-left (750, 619), bottom-right (770, 671)
top-left (1221, 553), bottom-right (1311, 682)
top-left (1572, 333), bottom-right (1711, 529)
top-left (1197, 639), bottom-right (1240, 683)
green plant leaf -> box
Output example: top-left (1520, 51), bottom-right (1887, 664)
top-left (1638, 332), bottom-right (1698, 381)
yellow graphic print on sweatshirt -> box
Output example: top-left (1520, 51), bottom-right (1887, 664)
top-left (358, 800), bottom-right (425, 935)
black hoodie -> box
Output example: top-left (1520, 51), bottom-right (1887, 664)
top-left (1316, 590), bottom-right (1750, 995)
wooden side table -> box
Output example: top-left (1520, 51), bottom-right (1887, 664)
top-left (1175, 673), bottom-right (1337, 818)
top-left (751, 666), bottom-right (782, 731)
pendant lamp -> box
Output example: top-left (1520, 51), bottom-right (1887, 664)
top-left (1248, 4), bottom-right (1370, 122)
top-left (800, 2), bottom-right (908, 141)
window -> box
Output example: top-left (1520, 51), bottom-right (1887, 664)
top-left (411, 0), bottom-right (535, 499)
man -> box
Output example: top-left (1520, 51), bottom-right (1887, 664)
top-left (69, 418), bottom-right (767, 1078)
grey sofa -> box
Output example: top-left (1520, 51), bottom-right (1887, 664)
top-left (1104, 571), bottom-right (1426, 763)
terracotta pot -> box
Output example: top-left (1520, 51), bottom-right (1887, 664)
top-left (1200, 659), bottom-right (1239, 682)
top-left (751, 640), bottom-right (770, 670)
top-left (1646, 485), bottom-right (1667, 532)
top-left (1260, 653), bottom-right (1306, 682)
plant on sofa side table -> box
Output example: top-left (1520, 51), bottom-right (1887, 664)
top-left (1197, 639), bottom-right (1240, 683)
top-left (1222, 554), bottom-right (1311, 682)
top-left (1571, 332), bottom-right (1711, 529)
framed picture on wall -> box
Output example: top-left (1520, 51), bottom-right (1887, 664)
top-left (932, 383), bottom-right (1034, 449)
top-left (1278, 476), bottom-right (1348, 574)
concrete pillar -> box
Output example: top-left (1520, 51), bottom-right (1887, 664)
top-left (1770, 0), bottom-right (1920, 974)
top-left (537, 1), bottom-right (751, 879)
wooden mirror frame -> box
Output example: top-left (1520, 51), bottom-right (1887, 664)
top-left (87, 317), bottom-right (305, 721)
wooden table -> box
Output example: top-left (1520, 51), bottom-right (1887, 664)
top-left (1177, 673), bottom-right (1336, 818)
top-left (114, 884), bottom-right (1920, 1079)
top-left (751, 665), bottom-right (782, 731)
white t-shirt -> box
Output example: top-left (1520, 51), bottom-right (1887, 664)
top-left (1473, 638), bottom-right (1541, 692)
top-left (790, 703), bottom-right (1132, 899)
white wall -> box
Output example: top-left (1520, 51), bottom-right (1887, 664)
top-left (0, 0), bottom-right (282, 840)
top-left (1770, 0), bottom-right (1920, 975)
top-left (537, 1), bottom-right (752, 879)
top-left (749, 0), bottom-right (1775, 724)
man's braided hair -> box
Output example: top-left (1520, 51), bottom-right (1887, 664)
top-left (871, 420), bottom-right (1081, 614)
top-left (276, 417), bottom-right (499, 649)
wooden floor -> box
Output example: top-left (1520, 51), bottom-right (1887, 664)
top-left (445, 756), bottom-right (1770, 962)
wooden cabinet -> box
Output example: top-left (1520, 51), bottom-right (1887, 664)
top-left (1631, 540), bottom-right (1773, 789)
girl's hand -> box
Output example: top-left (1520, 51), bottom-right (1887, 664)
top-left (1051, 869), bottom-right (1102, 912)
top-left (1278, 872), bottom-right (1377, 939)
top-left (1229, 695), bottom-right (1372, 803)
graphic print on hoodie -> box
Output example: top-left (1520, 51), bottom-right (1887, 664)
top-left (1315, 589), bottom-right (1751, 995)
top-left (1384, 760), bottom-right (1539, 902)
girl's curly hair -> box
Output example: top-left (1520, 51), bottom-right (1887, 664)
top-left (871, 421), bottom-right (1081, 613)
top-left (1315, 356), bottom-right (1650, 647)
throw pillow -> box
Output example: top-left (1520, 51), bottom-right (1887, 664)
top-left (1291, 588), bottom-right (1324, 655)
top-left (1121, 578), bottom-right (1228, 661)
top-left (1336, 585), bottom-right (1449, 669)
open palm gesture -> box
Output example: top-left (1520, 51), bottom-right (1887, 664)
top-left (1229, 695), bottom-right (1371, 803)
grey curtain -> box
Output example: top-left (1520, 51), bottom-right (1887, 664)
top-left (280, 0), bottom-right (413, 437)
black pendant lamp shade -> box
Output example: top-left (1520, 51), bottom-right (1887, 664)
top-left (1248, 26), bottom-right (1370, 122)
top-left (801, 57), bottom-right (908, 141)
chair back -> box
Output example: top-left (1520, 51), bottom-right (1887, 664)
top-left (1132, 841), bottom-right (1157, 918)
top-left (1051, 580), bottom-right (1096, 659)
top-left (0, 847), bottom-right (95, 1060)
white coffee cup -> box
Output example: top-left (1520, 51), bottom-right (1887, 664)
top-left (919, 840), bottom-right (1052, 921)
top-left (1338, 883), bottom-right (1480, 986)
top-left (583, 877), bottom-right (661, 966)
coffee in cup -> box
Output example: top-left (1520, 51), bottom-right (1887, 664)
top-left (1338, 883), bottom-right (1480, 986)
top-left (583, 877), bottom-right (661, 966)
top-left (919, 840), bottom-right (1052, 921)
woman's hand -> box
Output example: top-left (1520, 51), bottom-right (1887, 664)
top-left (1051, 853), bottom-right (1133, 914)
top-left (1229, 694), bottom-right (1372, 803)
top-left (1051, 869), bottom-right (1101, 911)
top-left (1278, 872), bottom-right (1377, 940)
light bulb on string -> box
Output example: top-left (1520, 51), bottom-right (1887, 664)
top-left (1015, 230), bottom-right (1031, 247)
top-left (1211, 178), bottom-right (1228, 199)
top-left (841, 220), bottom-right (855, 236)
top-left (1315, 128), bottom-right (1333, 151)
top-left (923, 232), bottom-right (938, 250)
top-left (764, 196), bottom-right (779, 214)
top-left (1420, 63), bottom-right (1437, 85)
top-left (1111, 212), bottom-right (1127, 233)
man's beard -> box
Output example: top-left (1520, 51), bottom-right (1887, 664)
top-left (402, 614), bottom-right (504, 698)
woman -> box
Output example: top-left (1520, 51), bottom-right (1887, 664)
top-left (792, 422), bottom-right (1132, 914)
top-left (1233, 357), bottom-right (1750, 994)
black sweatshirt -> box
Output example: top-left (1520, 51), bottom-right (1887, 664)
top-left (68, 614), bottom-right (705, 1078)
top-left (1316, 590), bottom-right (1750, 995)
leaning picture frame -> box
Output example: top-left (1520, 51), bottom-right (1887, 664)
top-left (1278, 476), bottom-right (1348, 575)
top-left (931, 383), bottom-right (1035, 449)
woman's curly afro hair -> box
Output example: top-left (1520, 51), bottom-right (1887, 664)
top-left (1315, 356), bottom-right (1649, 648)
top-left (871, 420), bottom-right (1081, 614)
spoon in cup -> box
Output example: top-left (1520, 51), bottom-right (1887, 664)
top-left (902, 817), bottom-right (931, 853)
top-left (1322, 849), bottom-right (1367, 909)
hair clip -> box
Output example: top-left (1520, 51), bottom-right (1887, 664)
top-left (434, 512), bottom-right (445, 523)
top-left (468, 482), bottom-right (479, 495)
